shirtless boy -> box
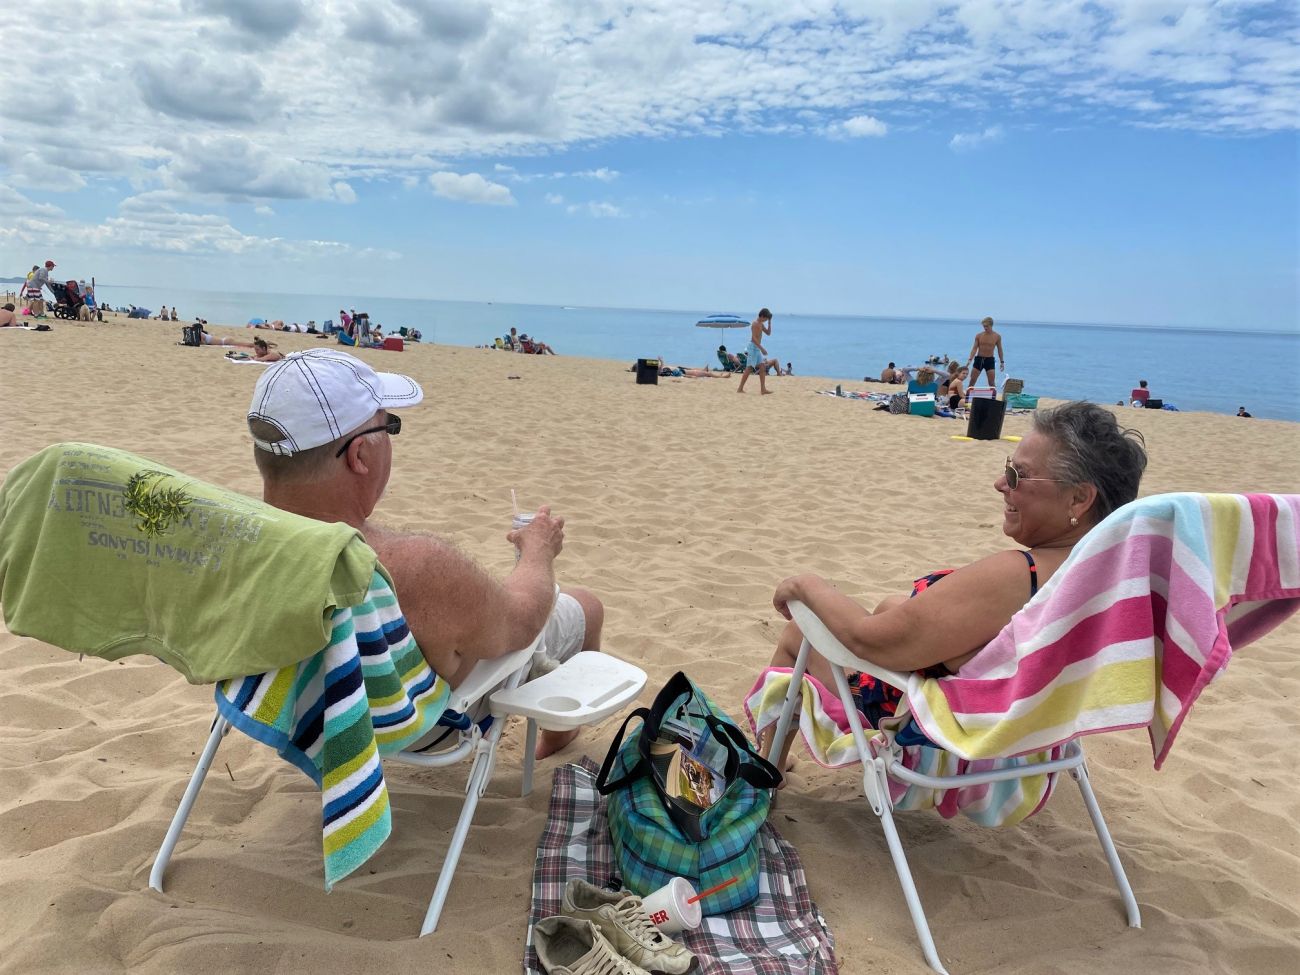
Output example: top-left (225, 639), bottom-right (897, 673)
top-left (966, 316), bottom-right (1004, 388)
top-left (737, 307), bottom-right (775, 394)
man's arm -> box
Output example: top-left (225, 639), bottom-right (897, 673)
top-left (966, 336), bottom-right (979, 362)
top-left (996, 334), bottom-right (1005, 363)
top-left (366, 512), bottom-right (562, 686)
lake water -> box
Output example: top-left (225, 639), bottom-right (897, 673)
top-left (94, 284), bottom-right (1300, 421)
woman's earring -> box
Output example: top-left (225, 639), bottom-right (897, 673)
top-left (1069, 515), bottom-right (1079, 527)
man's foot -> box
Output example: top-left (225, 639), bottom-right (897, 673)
top-left (536, 727), bottom-right (580, 759)
top-left (761, 390), bottom-right (774, 395)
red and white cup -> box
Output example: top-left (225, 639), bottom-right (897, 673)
top-left (640, 878), bottom-right (702, 935)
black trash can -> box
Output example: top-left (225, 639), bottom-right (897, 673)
top-left (967, 397), bottom-right (1006, 440)
top-left (635, 358), bottom-right (660, 385)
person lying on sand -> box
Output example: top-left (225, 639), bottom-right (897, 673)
top-left (245, 349), bottom-right (608, 760)
top-left (759, 402), bottom-right (1147, 776)
top-left (250, 338), bottom-right (283, 362)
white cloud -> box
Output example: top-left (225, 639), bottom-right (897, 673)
top-left (428, 171), bottom-right (516, 205)
top-left (835, 114), bottom-right (889, 138)
top-left (333, 181), bottom-right (357, 204)
top-left (949, 124), bottom-right (1005, 151)
top-left (544, 193), bottom-right (565, 205)
top-left (566, 201), bottom-right (625, 218)
top-left (0, 1), bottom-right (1293, 206)
top-left (254, 205), bottom-right (275, 216)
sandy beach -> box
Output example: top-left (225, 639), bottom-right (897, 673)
top-left (2, 316), bottom-right (1298, 975)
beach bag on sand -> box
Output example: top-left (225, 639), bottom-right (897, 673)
top-left (889, 391), bottom-right (909, 414)
top-left (180, 324), bottom-right (203, 347)
top-left (596, 672), bottom-right (782, 915)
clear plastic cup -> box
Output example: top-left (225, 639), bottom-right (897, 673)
top-left (511, 513), bottom-right (535, 562)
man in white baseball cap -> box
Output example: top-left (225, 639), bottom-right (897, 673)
top-left (247, 349), bottom-right (604, 758)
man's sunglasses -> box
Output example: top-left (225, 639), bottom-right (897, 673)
top-left (1004, 457), bottom-right (1066, 490)
top-left (335, 414), bottom-right (401, 457)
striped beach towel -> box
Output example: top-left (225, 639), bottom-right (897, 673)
top-left (903, 493), bottom-right (1300, 766)
top-left (216, 569), bottom-right (451, 889)
top-left (747, 493), bottom-right (1300, 826)
top-left (744, 672), bottom-right (1062, 826)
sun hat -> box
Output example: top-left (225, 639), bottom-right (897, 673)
top-left (45, 260), bottom-right (56, 267)
top-left (248, 349), bottom-right (423, 456)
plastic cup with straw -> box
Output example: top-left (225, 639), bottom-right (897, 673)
top-left (510, 489), bottom-right (534, 562)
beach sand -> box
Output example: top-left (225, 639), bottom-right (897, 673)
top-left (2, 316), bottom-right (1298, 975)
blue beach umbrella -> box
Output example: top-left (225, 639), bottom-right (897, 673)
top-left (248, 317), bottom-right (265, 326)
top-left (695, 314), bottom-right (750, 367)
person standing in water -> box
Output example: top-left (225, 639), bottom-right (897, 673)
top-left (965, 316), bottom-right (1004, 389)
top-left (737, 307), bottom-right (775, 395)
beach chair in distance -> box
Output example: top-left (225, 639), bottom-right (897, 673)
top-left (755, 492), bottom-right (1300, 973)
top-left (0, 443), bottom-right (647, 938)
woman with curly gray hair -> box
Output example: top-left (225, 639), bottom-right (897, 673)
top-left (761, 401), bottom-right (1147, 761)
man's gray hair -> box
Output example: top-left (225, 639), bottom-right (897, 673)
top-left (248, 419), bottom-right (382, 485)
top-left (1032, 402), bottom-right (1147, 523)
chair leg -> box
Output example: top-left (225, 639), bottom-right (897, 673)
top-left (1070, 763), bottom-right (1141, 928)
top-left (521, 718), bottom-right (537, 798)
top-left (150, 715), bottom-right (230, 892)
top-left (873, 770), bottom-right (951, 975)
top-left (419, 720), bottom-right (507, 936)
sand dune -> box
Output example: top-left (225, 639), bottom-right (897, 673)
top-left (1, 317), bottom-right (1298, 974)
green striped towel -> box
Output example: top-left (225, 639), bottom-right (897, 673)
top-left (216, 569), bottom-right (450, 888)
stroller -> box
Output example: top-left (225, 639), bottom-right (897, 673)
top-left (48, 281), bottom-right (85, 321)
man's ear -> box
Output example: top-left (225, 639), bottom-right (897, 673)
top-left (343, 436), bottom-right (371, 476)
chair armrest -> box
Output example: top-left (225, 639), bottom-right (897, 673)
top-left (447, 585), bottom-right (559, 711)
top-left (788, 600), bottom-right (911, 691)
top-left (490, 652), bottom-right (646, 729)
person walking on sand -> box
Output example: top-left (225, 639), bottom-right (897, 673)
top-left (965, 316), bottom-right (1004, 389)
top-left (737, 307), bottom-right (775, 394)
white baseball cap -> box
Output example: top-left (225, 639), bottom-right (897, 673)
top-left (248, 349), bottom-right (423, 456)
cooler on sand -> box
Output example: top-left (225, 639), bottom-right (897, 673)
top-left (967, 397), bottom-right (1006, 440)
top-left (382, 337), bottom-right (404, 352)
top-left (635, 358), bottom-right (660, 385)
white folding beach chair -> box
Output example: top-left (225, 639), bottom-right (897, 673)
top-left (764, 492), bottom-right (1300, 974)
top-left (152, 607), bottom-right (646, 936)
top-left (768, 601), bottom-right (1138, 975)
top-left (0, 442), bottom-right (647, 939)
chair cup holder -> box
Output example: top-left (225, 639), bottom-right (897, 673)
top-left (537, 695), bottom-right (582, 712)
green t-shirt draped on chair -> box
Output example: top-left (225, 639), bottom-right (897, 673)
top-left (0, 442), bottom-right (379, 683)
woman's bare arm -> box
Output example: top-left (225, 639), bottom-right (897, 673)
top-left (773, 550), bottom-right (1034, 671)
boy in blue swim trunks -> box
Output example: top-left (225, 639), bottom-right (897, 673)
top-left (737, 307), bottom-right (775, 395)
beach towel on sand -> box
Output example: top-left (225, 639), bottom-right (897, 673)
top-left (527, 759), bottom-right (837, 975)
top-left (217, 569), bottom-right (451, 888)
top-left (747, 493), bottom-right (1300, 824)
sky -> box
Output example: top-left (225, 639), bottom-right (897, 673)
top-left (1, 0), bottom-right (1297, 330)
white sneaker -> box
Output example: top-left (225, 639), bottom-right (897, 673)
top-left (534, 917), bottom-right (652, 975)
top-left (560, 879), bottom-right (696, 975)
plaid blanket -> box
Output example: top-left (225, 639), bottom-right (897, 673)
top-left (526, 759), bottom-right (837, 975)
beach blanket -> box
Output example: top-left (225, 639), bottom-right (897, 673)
top-left (216, 569), bottom-right (451, 889)
top-left (526, 760), bottom-right (837, 975)
top-left (902, 492), bottom-right (1300, 766)
top-left (816, 388), bottom-right (890, 402)
top-left (224, 356), bottom-right (274, 364)
top-left (745, 672), bottom-right (1061, 826)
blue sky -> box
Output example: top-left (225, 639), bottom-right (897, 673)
top-left (1, 0), bottom-right (1296, 330)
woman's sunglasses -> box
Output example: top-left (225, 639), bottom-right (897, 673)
top-left (1004, 457), bottom-right (1066, 490)
top-left (335, 414), bottom-right (402, 457)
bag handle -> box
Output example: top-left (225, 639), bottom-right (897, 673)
top-left (707, 715), bottom-right (783, 790)
top-left (595, 707), bottom-right (651, 795)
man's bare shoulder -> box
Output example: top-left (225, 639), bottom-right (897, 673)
top-left (362, 524), bottom-right (474, 578)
